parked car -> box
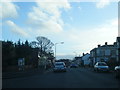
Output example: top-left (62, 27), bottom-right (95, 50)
top-left (70, 63), bottom-right (78, 68)
top-left (114, 65), bottom-right (120, 78)
top-left (94, 62), bottom-right (109, 72)
top-left (53, 62), bottom-right (66, 72)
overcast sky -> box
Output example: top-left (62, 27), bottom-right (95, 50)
top-left (1, 0), bottom-right (118, 60)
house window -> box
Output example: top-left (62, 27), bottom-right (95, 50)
top-left (100, 50), bottom-right (104, 56)
top-left (96, 49), bottom-right (100, 56)
top-left (111, 50), bottom-right (116, 56)
top-left (105, 50), bottom-right (110, 56)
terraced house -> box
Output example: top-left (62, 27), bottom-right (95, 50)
top-left (90, 40), bottom-right (118, 66)
top-left (116, 37), bottom-right (120, 64)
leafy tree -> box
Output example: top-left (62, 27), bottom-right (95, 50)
top-left (2, 41), bottom-right (16, 67)
top-left (2, 37), bottom-right (54, 72)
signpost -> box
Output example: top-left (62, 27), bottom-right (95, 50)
top-left (18, 58), bottom-right (25, 71)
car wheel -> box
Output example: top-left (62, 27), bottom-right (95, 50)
top-left (53, 71), bottom-right (56, 73)
top-left (115, 71), bottom-right (120, 79)
top-left (107, 70), bottom-right (109, 73)
top-left (96, 68), bottom-right (99, 72)
top-left (115, 72), bottom-right (118, 78)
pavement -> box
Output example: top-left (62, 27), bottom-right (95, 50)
top-left (79, 66), bottom-right (115, 73)
top-left (2, 68), bottom-right (53, 79)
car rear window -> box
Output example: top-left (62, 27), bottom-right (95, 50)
top-left (98, 63), bottom-right (107, 66)
top-left (55, 63), bottom-right (64, 65)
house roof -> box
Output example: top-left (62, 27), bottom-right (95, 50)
top-left (90, 48), bottom-right (97, 52)
top-left (101, 45), bottom-right (114, 47)
top-left (75, 57), bottom-right (81, 59)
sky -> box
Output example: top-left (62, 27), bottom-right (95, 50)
top-left (1, 0), bottom-right (119, 60)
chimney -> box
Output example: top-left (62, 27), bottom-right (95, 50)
top-left (105, 42), bottom-right (107, 45)
top-left (114, 42), bottom-right (117, 46)
top-left (83, 53), bottom-right (85, 56)
top-left (98, 44), bottom-right (101, 47)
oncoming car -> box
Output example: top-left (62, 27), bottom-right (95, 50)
top-left (53, 62), bottom-right (67, 72)
top-left (94, 62), bottom-right (109, 72)
top-left (70, 63), bottom-right (78, 68)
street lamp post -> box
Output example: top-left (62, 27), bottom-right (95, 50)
top-left (54, 42), bottom-right (64, 61)
top-left (73, 52), bottom-right (77, 57)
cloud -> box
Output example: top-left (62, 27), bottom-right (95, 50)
top-left (70, 17), bottom-right (73, 21)
top-left (119, 18), bottom-right (120, 37)
top-left (96, 0), bottom-right (110, 8)
top-left (55, 18), bottom-right (118, 56)
top-left (5, 20), bottom-right (29, 37)
top-left (78, 6), bottom-right (82, 10)
top-left (27, 0), bottom-right (71, 34)
top-left (29, 18), bottom-right (117, 57)
top-left (36, 0), bottom-right (71, 17)
top-left (0, 2), bottom-right (19, 19)
top-left (0, 22), bottom-right (2, 40)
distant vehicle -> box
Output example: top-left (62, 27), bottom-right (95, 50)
top-left (114, 65), bottom-right (120, 78)
top-left (70, 63), bottom-right (78, 68)
top-left (94, 62), bottom-right (109, 72)
top-left (53, 62), bottom-right (66, 72)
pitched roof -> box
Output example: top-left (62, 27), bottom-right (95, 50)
top-left (101, 45), bottom-right (114, 47)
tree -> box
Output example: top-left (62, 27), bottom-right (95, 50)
top-left (2, 41), bottom-right (16, 67)
top-left (31, 36), bottom-right (54, 56)
top-left (2, 39), bottom-right (40, 71)
top-left (25, 40), bottom-right (29, 47)
top-left (17, 39), bottom-right (21, 46)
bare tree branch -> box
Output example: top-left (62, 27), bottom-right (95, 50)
top-left (31, 36), bottom-right (54, 55)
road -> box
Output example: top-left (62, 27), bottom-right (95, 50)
top-left (2, 67), bottom-right (120, 88)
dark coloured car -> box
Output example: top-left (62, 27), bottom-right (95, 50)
top-left (70, 63), bottom-right (78, 68)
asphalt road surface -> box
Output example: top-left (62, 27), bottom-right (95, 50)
top-left (2, 67), bottom-right (120, 88)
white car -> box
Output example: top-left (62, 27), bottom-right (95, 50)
top-left (53, 62), bottom-right (67, 72)
top-left (94, 62), bottom-right (109, 72)
top-left (114, 65), bottom-right (120, 78)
